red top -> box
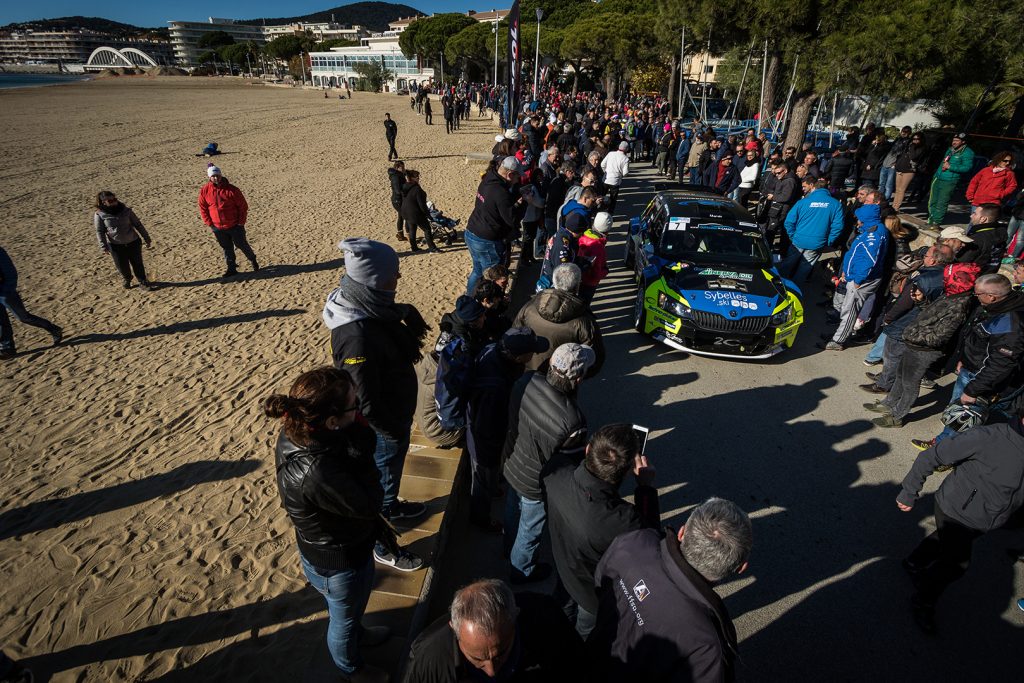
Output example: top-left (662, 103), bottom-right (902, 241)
top-left (199, 180), bottom-right (248, 229)
top-left (966, 166), bottom-right (1017, 206)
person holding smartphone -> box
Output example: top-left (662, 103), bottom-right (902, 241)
top-left (542, 423), bottom-right (660, 637)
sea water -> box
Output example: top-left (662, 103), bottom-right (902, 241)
top-left (0, 73), bottom-right (89, 89)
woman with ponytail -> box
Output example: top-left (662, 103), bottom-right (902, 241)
top-left (266, 366), bottom-right (393, 683)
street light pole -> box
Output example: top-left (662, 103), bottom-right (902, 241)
top-left (533, 8), bottom-right (543, 100)
top-left (493, 21), bottom-right (498, 86)
top-left (439, 51), bottom-right (443, 86)
top-left (299, 51), bottom-right (306, 86)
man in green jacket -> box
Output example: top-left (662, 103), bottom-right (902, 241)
top-left (928, 132), bottom-right (975, 227)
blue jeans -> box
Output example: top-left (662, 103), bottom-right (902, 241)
top-left (781, 245), bottom-right (822, 283)
top-left (300, 552), bottom-right (375, 675)
top-left (879, 167), bottom-right (897, 200)
top-left (503, 487), bottom-right (547, 576)
top-left (0, 289), bottom-right (58, 352)
top-left (374, 427), bottom-right (411, 513)
top-left (465, 230), bottom-right (504, 295)
top-left (934, 369), bottom-right (977, 443)
top-left (864, 331), bottom-right (887, 363)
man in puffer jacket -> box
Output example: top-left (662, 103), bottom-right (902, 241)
top-left (198, 164), bottom-right (258, 278)
top-left (896, 421), bottom-right (1024, 634)
top-left (867, 263), bottom-right (978, 427)
top-left (514, 263), bottom-right (605, 376)
top-left (820, 204), bottom-right (890, 350)
top-left (927, 133), bottom-right (975, 227)
top-left (502, 343), bottom-right (593, 584)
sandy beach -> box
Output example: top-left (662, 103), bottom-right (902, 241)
top-left (0, 77), bottom-right (497, 680)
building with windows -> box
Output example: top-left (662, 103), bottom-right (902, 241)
top-left (167, 18), bottom-right (266, 66)
top-left (262, 22), bottom-right (369, 43)
top-left (309, 33), bottom-right (432, 91)
top-left (0, 29), bottom-right (173, 65)
top-left (683, 51), bottom-right (722, 84)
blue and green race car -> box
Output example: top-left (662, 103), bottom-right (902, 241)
top-left (625, 189), bottom-right (804, 359)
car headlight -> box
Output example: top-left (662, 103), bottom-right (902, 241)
top-left (658, 292), bottom-right (692, 319)
top-left (771, 304), bottom-right (794, 326)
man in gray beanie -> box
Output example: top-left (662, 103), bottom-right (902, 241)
top-left (325, 238), bottom-right (430, 572)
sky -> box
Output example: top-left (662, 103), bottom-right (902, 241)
top-left (0, 1), bottom-right (488, 28)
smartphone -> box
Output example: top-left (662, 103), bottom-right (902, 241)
top-left (632, 425), bottom-right (650, 455)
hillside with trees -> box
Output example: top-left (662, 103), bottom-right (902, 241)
top-left (242, 2), bottom-right (421, 33)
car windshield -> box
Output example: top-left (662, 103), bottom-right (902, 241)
top-left (660, 224), bottom-right (771, 267)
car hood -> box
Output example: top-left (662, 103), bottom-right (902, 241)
top-left (664, 262), bottom-right (786, 317)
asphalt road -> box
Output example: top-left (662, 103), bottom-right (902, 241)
top-left (579, 163), bottom-right (1021, 679)
top-left (431, 161), bottom-right (1021, 680)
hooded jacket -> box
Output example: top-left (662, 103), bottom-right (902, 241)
top-left (783, 187), bottom-right (845, 251)
top-left (577, 229), bottom-right (609, 288)
top-left (589, 528), bottom-right (739, 683)
top-left (958, 290), bottom-right (1024, 398)
top-left (933, 144), bottom-right (976, 183)
top-left (400, 181), bottom-right (430, 223)
top-left (502, 371), bottom-right (588, 501)
top-left (841, 205), bottom-right (890, 284)
top-left (966, 166), bottom-right (1018, 206)
top-left (94, 204), bottom-right (151, 249)
top-left (513, 288), bottom-right (605, 375)
top-left (198, 178), bottom-right (248, 229)
top-left (466, 168), bottom-right (517, 242)
top-left (274, 423), bottom-right (382, 570)
top-left (898, 423), bottom-right (1024, 532)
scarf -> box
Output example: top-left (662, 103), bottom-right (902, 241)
top-left (322, 275), bottom-right (429, 362)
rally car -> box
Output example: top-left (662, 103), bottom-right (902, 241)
top-left (625, 188), bottom-right (804, 359)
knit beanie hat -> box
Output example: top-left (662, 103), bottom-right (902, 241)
top-left (592, 212), bottom-right (613, 234)
top-left (454, 295), bottom-right (485, 323)
top-left (338, 238), bottom-right (399, 289)
top-left (207, 164), bottom-right (221, 177)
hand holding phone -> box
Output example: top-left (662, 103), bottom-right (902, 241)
top-left (633, 454), bottom-right (656, 487)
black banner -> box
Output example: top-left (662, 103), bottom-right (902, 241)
top-left (505, 0), bottom-right (521, 127)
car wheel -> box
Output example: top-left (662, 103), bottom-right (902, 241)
top-left (633, 286), bottom-right (648, 333)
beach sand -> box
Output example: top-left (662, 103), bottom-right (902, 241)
top-left (0, 77), bottom-right (497, 680)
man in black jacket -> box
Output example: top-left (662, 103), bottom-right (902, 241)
top-left (465, 156), bottom-right (522, 294)
top-left (403, 579), bottom-right (584, 682)
top-left (588, 497), bottom-right (752, 683)
top-left (897, 422), bottom-right (1024, 633)
top-left (388, 161), bottom-right (406, 242)
top-left (324, 238), bottom-right (431, 572)
top-left (543, 424), bottom-right (660, 637)
top-left (384, 112), bottom-right (399, 161)
top-left (502, 343), bottom-right (593, 584)
top-left (915, 274), bottom-right (1024, 449)
top-left (965, 204), bottom-right (1007, 274)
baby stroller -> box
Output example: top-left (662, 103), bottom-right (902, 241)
top-left (426, 201), bottom-right (461, 246)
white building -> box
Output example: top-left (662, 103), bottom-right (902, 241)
top-left (261, 22), bottom-right (369, 43)
top-left (309, 32), bottom-right (432, 92)
top-left (168, 18), bottom-right (265, 66)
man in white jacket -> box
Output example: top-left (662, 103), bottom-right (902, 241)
top-left (601, 142), bottom-right (631, 214)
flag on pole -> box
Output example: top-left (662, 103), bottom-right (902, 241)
top-left (505, 0), bottom-right (521, 127)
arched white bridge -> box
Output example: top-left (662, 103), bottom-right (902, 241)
top-left (84, 46), bottom-right (159, 71)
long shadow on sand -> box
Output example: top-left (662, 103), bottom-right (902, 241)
top-left (0, 459), bottom-right (261, 541)
top-left (63, 308), bottom-right (305, 346)
top-left (156, 260), bottom-right (344, 289)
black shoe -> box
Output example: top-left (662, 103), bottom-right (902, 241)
top-left (222, 268), bottom-right (238, 278)
top-left (865, 371), bottom-right (880, 382)
top-left (250, 260), bottom-right (260, 272)
top-left (141, 281), bottom-right (158, 291)
top-left (427, 247), bottom-right (441, 254)
top-left (49, 326), bottom-right (63, 346)
top-left (859, 383), bottom-right (887, 395)
top-left (388, 500), bottom-right (427, 522)
top-left (864, 358), bottom-right (882, 367)
top-left (0, 349), bottom-right (16, 360)
top-left (510, 562), bottom-right (552, 585)
top-left (122, 280), bottom-right (132, 289)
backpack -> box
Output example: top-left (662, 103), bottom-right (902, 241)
top-left (888, 253), bottom-right (925, 298)
top-left (434, 336), bottom-right (474, 431)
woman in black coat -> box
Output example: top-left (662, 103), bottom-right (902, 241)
top-left (265, 366), bottom-right (395, 682)
top-left (400, 170), bottom-right (440, 253)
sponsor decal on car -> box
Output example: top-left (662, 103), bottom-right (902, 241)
top-left (696, 268), bottom-right (753, 281)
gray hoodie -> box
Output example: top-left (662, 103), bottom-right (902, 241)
top-left (94, 205), bottom-right (150, 249)
top-left (898, 423), bottom-right (1024, 531)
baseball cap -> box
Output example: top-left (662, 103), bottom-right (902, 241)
top-left (500, 156), bottom-right (523, 174)
top-left (939, 226), bottom-right (973, 243)
top-left (549, 343), bottom-right (596, 379)
top-left (500, 327), bottom-right (550, 356)
top-left (618, 141), bottom-right (629, 151)
top-left (504, 128), bottom-right (522, 141)
top-left (954, 132), bottom-right (967, 141)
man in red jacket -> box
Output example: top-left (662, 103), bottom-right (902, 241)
top-left (198, 165), bottom-right (259, 277)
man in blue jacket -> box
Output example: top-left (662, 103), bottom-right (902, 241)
top-left (780, 177), bottom-right (845, 282)
top-left (820, 204), bottom-right (890, 350)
